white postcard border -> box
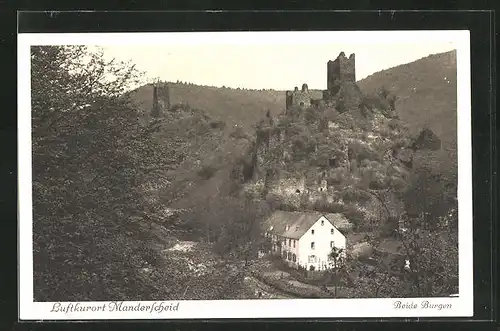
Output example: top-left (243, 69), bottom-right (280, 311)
top-left (18, 30), bottom-right (473, 320)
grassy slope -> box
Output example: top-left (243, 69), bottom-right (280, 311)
top-left (357, 50), bottom-right (457, 170)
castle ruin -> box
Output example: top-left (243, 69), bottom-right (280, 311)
top-left (325, 52), bottom-right (356, 100)
top-left (151, 81), bottom-right (171, 118)
top-left (285, 84), bottom-right (312, 110)
top-left (285, 51), bottom-right (356, 111)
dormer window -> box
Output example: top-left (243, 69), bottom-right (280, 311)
top-left (285, 225), bottom-right (290, 231)
top-left (295, 226), bottom-right (299, 231)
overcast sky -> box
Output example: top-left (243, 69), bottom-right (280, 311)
top-left (96, 32), bottom-right (457, 90)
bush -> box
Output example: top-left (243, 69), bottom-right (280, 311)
top-left (197, 164), bottom-right (218, 179)
top-left (312, 199), bottom-right (347, 213)
top-left (369, 178), bottom-right (388, 190)
top-left (349, 142), bottom-right (382, 164)
top-left (336, 112), bottom-right (355, 130)
top-left (341, 188), bottom-right (371, 204)
top-left (210, 120), bottom-right (226, 130)
top-left (305, 107), bottom-right (319, 124)
top-left (388, 119), bottom-right (401, 131)
top-left (343, 205), bottom-right (365, 227)
top-left (230, 126), bottom-right (247, 139)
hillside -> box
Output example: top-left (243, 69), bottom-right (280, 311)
top-left (357, 50), bottom-right (457, 171)
top-left (128, 50), bottom-right (458, 208)
top-left (130, 83), bottom-right (286, 131)
top-left (130, 50), bottom-right (457, 165)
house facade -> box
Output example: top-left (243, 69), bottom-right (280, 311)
top-left (262, 211), bottom-right (352, 271)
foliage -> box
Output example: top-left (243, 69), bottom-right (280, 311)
top-left (358, 51), bottom-right (457, 171)
top-left (31, 45), bottom-right (182, 301)
top-left (401, 166), bottom-right (457, 229)
top-left (197, 164), bottom-right (218, 180)
top-left (183, 195), bottom-right (271, 264)
top-left (230, 126), bottom-right (248, 139)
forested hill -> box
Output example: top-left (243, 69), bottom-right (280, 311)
top-left (357, 50), bottom-right (457, 170)
top-left (130, 50), bottom-right (457, 149)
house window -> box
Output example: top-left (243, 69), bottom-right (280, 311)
top-left (331, 228), bottom-right (334, 234)
top-left (292, 240), bottom-right (295, 248)
top-left (308, 255), bottom-right (317, 263)
top-left (292, 253), bottom-right (297, 262)
top-left (330, 241), bottom-right (335, 248)
top-left (289, 239), bottom-right (291, 246)
top-left (321, 220), bottom-right (324, 226)
top-left (311, 229), bottom-right (315, 235)
top-left (311, 242), bottom-right (315, 249)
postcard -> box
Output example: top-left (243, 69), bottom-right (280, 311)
top-left (18, 30), bottom-right (472, 320)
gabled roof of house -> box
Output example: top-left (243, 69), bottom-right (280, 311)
top-left (263, 210), bottom-right (352, 239)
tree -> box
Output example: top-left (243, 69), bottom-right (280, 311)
top-left (402, 166), bottom-right (457, 230)
top-left (31, 46), bottom-right (176, 301)
top-left (326, 246), bottom-right (349, 297)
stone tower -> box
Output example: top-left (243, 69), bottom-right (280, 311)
top-left (151, 81), bottom-right (170, 118)
top-left (326, 52), bottom-right (356, 97)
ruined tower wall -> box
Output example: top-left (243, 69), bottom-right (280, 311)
top-left (326, 52), bottom-right (356, 97)
top-left (286, 84), bottom-right (312, 111)
top-left (151, 82), bottom-right (171, 117)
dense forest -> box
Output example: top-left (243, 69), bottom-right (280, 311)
top-left (31, 46), bottom-right (458, 301)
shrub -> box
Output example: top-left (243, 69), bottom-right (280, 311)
top-left (336, 113), bottom-right (355, 130)
top-left (349, 142), bottom-right (382, 164)
top-left (230, 126), bottom-right (247, 139)
top-left (305, 107), bottom-right (319, 124)
top-left (343, 205), bottom-right (365, 227)
top-left (197, 164), bottom-right (218, 179)
top-left (388, 119), bottom-right (401, 131)
top-left (210, 120), bottom-right (226, 130)
top-left (312, 199), bottom-right (347, 213)
top-left (341, 188), bottom-right (371, 204)
top-left (369, 178), bottom-right (388, 190)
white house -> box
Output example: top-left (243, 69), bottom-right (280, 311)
top-left (262, 211), bottom-right (352, 271)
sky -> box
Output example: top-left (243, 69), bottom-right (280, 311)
top-left (95, 31), bottom-right (457, 90)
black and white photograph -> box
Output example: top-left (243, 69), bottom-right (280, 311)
top-left (18, 30), bottom-right (473, 319)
